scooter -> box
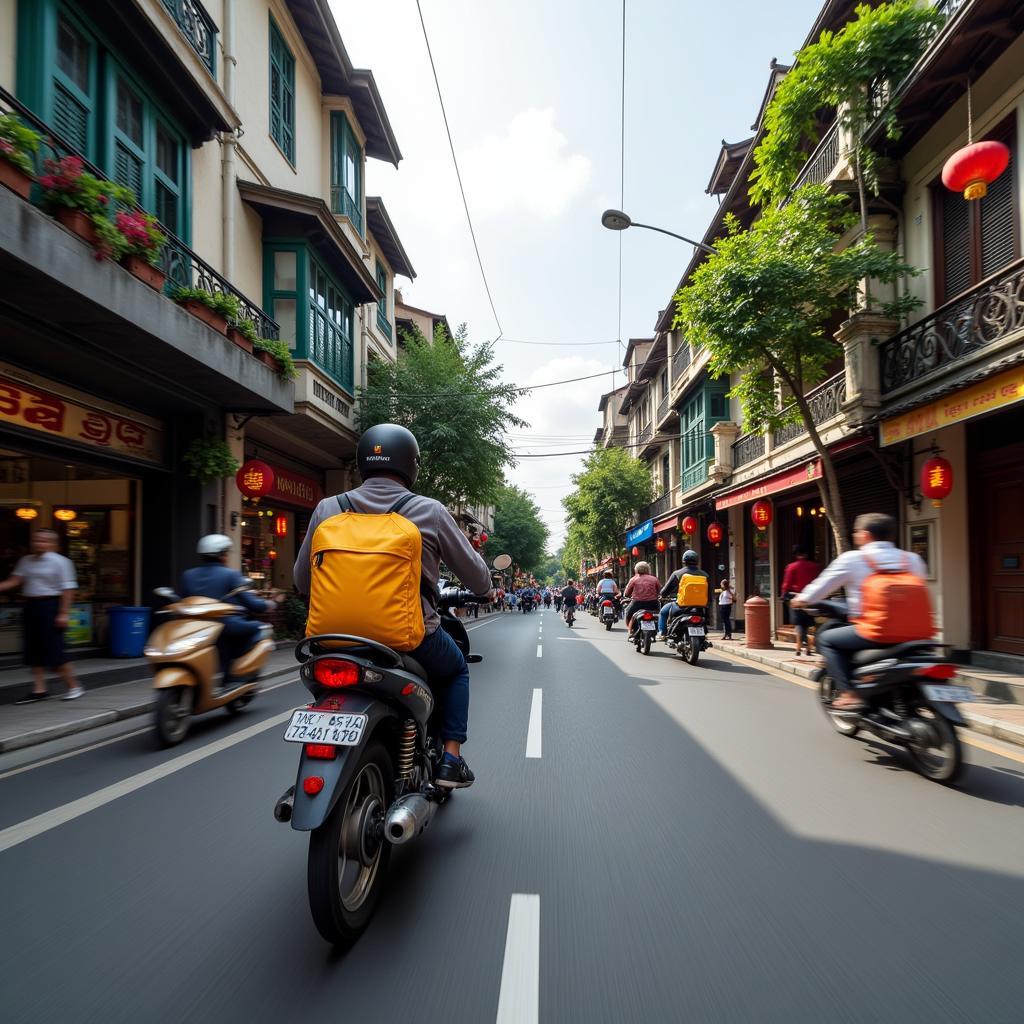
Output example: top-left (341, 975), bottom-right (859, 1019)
top-left (564, 603), bottom-right (575, 627)
top-left (147, 583), bottom-right (275, 747)
top-left (809, 599), bottom-right (973, 784)
top-left (629, 609), bottom-right (658, 655)
top-left (664, 605), bottom-right (710, 664)
top-left (600, 598), bottom-right (617, 631)
top-left (275, 553), bottom-right (512, 947)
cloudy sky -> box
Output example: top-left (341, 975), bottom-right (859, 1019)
top-left (332, 0), bottom-right (823, 547)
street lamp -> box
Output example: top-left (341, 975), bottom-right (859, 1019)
top-left (600, 209), bottom-right (717, 255)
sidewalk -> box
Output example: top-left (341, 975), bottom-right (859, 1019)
top-left (0, 646), bottom-right (299, 754)
top-left (709, 637), bottom-right (1024, 749)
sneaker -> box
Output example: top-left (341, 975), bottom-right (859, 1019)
top-left (61, 686), bottom-right (85, 700)
top-left (435, 753), bottom-right (475, 789)
top-left (15, 690), bottom-right (48, 704)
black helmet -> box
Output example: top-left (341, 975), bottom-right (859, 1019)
top-left (357, 423), bottom-right (420, 487)
top-left (683, 549), bottom-right (699, 565)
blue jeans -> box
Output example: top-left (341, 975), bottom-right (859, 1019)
top-left (659, 602), bottom-right (680, 634)
top-left (409, 625), bottom-right (470, 743)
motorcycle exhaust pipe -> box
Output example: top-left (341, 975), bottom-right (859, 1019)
top-left (384, 792), bottom-right (438, 845)
top-left (273, 786), bottom-right (295, 823)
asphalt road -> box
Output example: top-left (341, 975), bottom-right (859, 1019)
top-left (1, 608), bottom-right (1023, 1023)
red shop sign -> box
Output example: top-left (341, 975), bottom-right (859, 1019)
top-left (267, 465), bottom-right (323, 509)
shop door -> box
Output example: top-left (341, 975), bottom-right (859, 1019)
top-left (974, 442), bottom-right (1024, 655)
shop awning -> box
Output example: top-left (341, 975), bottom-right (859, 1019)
top-left (625, 519), bottom-right (654, 545)
top-left (653, 516), bottom-right (679, 534)
top-left (716, 460), bottom-right (822, 510)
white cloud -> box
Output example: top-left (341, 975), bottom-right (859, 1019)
top-left (461, 108), bottom-right (592, 220)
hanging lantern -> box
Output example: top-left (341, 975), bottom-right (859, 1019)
top-left (480, 532), bottom-right (488, 544)
top-left (707, 522), bottom-right (724, 546)
top-left (268, 549), bottom-right (278, 561)
top-left (750, 500), bottom-right (773, 530)
top-left (15, 507), bottom-right (38, 521)
top-left (236, 459), bottom-right (275, 500)
top-left (681, 515), bottom-right (698, 537)
top-left (920, 456), bottom-right (953, 508)
top-left (655, 536), bottom-right (666, 552)
top-left (274, 515), bottom-right (288, 537)
top-left (54, 508), bottom-right (77, 522)
top-left (631, 546), bottom-right (640, 557)
top-left (942, 139), bottom-right (1010, 201)
top-left (617, 555), bottom-right (627, 567)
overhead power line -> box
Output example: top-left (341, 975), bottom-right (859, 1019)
top-left (359, 367), bottom-right (625, 401)
top-left (415, 0), bottom-right (503, 341)
top-left (498, 338), bottom-right (622, 347)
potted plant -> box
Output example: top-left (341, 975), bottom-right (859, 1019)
top-left (38, 156), bottom-right (130, 250)
top-left (227, 315), bottom-right (257, 354)
top-left (182, 436), bottom-right (239, 485)
top-left (0, 114), bottom-right (42, 199)
top-left (114, 209), bottom-right (166, 289)
top-left (254, 337), bottom-right (298, 381)
top-left (171, 285), bottom-right (229, 334)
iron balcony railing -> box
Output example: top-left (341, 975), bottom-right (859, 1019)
top-left (772, 372), bottom-right (848, 448)
top-left (732, 431), bottom-right (765, 469)
top-left (331, 187), bottom-right (364, 235)
top-left (657, 394), bottom-right (669, 424)
top-left (638, 489), bottom-right (674, 523)
top-left (791, 122), bottom-right (840, 194)
top-left (879, 257), bottom-right (1024, 395)
top-left (638, 423), bottom-right (653, 446)
top-left (161, 0), bottom-right (218, 77)
top-left (0, 87), bottom-right (278, 341)
top-left (377, 312), bottom-right (393, 341)
top-left (671, 340), bottom-right (691, 383)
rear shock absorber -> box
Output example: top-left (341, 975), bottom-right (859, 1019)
top-left (397, 719), bottom-right (416, 781)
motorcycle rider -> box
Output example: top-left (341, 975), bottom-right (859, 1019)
top-left (623, 561), bottom-right (662, 635)
top-left (659, 549), bottom-right (711, 638)
top-left (791, 512), bottom-right (929, 712)
top-left (554, 589), bottom-right (563, 613)
top-left (595, 570), bottom-right (621, 619)
top-left (181, 535), bottom-right (275, 684)
top-left (560, 580), bottom-right (580, 622)
top-left (293, 424), bottom-right (492, 789)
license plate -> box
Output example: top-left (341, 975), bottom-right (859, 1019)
top-left (921, 684), bottom-right (975, 703)
top-left (640, 620), bottom-right (657, 631)
top-left (688, 627), bottom-right (705, 636)
top-left (284, 709), bottom-right (368, 745)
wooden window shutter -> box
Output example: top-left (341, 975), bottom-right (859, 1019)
top-left (980, 145), bottom-right (1016, 278)
top-left (940, 183), bottom-right (972, 302)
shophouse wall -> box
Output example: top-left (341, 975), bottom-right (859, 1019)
top-left (0, 2), bottom-right (15, 86)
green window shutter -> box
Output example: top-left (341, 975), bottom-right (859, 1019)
top-left (269, 18), bottom-right (295, 163)
top-left (51, 9), bottom-right (96, 157)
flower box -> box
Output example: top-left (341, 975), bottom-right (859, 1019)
top-left (0, 159), bottom-right (32, 200)
top-left (179, 298), bottom-right (228, 335)
top-left (121, 254), bottom-right (166, 291)
top-left (227, 326), bottom-right (254, 353)
top-left (55, 207), bottom-right (99, 247)
top-left (255, 349), bottom-right (278, 371)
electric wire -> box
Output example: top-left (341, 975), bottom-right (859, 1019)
top-left (415, 0), bottom-right (503, 341)
top-left (615, 0), bottom-right (627, 390)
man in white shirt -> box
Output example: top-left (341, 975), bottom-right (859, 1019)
top-left (792, 513), bottom-right (928, 711)
top-left (0, 529), bottom-right (83, 702)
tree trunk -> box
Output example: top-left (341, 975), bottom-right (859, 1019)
top-left (793, 392), bottom-right (850, 555)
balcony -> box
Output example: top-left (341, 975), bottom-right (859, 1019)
top-left (638, 489), bottom-right (675, 523)
top-left (331, 187), bottom-right (364, 235)
top-left (772, 372), bottom-right (847, 448)
top-left (879, 257), bottom-right (1024, 396)
top-left (637, 423), bottom-right (653, 447)
top-left (161, 0), bottom-right (218, 77)
top-left (790, 122), bottom-right (840, 194)
top-left (377, 311), bottom-right (393, 341)
top-left (681, 462), bottom-right (709, 494)
top-left (732, 432), bottom-right (765, 469)
top-left (671, 341), bottom-right (691, 383)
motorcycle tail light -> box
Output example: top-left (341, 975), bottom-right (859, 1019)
top-left (303, 776), bottom-right (325, 796)
top-left (914, 664), bottom-right (957, 680)
top-left (690, 615), bottom-right (703, 624)
top-left (642, 613), bottom-right (654, 620)
top-left (305, 743), bottom-right (338, 760)
top-left (313, 658), bottom-right (360, 688)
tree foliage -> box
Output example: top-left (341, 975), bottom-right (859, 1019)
top-left (483, 484), bottom-right (549, 575)
top-left (750, 1), bottom-right (943, 210)
top-left (674, 185), bottom-right (920, 551)
top-left (562, 447), bottom-right (653, 563)
top-left (359, 324), bottom-right (526, 508)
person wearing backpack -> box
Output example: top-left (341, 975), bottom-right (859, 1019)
top-left (658, 549), bottom-right (711, 638)
top-left (293, 423), bottom-right (493, 789)
top-left (791, 512), bottom-right (931, 712)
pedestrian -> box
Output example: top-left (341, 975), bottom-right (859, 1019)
top-left (0, 529), bottom-right (83, 702)
top-left (718, 579), bottom-right (735, 640)
top-left (780, 545), bottom-right (822, 656)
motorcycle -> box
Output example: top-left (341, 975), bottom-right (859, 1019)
top-left (809, 599), bottom-right (973, 784)
top-left (600, 598), bottom-right (617, 631)
top-left (146, 583), bottom-right (275, 747)
top-left (664, 605), bottom-right (710, 664)
top-left (629, 609), bottom-right (658, 655)
top-left (275, 554), bottom-right (512, 946)
top-left (564, 603), bottom-right (575, 628)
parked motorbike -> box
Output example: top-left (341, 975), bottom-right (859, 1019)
top-left (600, 598), bottom-right (617, 631)
top-left (809, 599), bottom-right (973, 784)
top-left (664, 605), bottom-right (710, 664)
top-left (629, 609), bottom-right (658, 655)
top-left (275, 555), bottom-right (511, 946)
top-left (146, 583), bottom-right (275, 747)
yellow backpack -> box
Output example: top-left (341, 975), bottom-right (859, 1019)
top-left (306, 493), bottom-right (427, 652)
top-left (677, 573), bottom-right (709, 607)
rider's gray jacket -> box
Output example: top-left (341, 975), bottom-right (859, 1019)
top-left (293, 477), bottom-right (492, 635)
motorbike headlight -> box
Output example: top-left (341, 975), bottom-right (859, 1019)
top-left (160, 626), bottom-right (220, 656)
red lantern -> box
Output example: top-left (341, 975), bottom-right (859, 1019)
top-left (681, 515), bottom-right (698, 537)
top-left (274, 515), bottom-right (288, 537)
top-left (751, 500), bottom-right (773, 530)
top-left (942, 139), bottom-right (1010, 201)
top-left (920, 456), bottom-right (953, 508)
top-left (631, 546), bottom-right (640, 557)
top-left (236, 459), bottom-right (275, 500)
top-left (655, 536), bottom-right (666, 552)
top-left (480, 532), bottom-right (488, 544)
top-left (707, 522), bottom-right (724, 546)
top-left (617, 555), bottom-right (627, 566)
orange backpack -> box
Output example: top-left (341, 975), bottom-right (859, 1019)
top-left (855, 553), bottom-right (933, 643)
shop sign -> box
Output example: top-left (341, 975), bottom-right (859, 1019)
top-left (716, 460), bottom-right (822, 510)
top-left (880, 363), bottom-right (1024, 446)
top-left (625, 519), bottom-right (654, 545)
top-left (0, 366), bottom-right (163, 464)
top-left (66, 602), bottom-right (93, 646)
top-left (268, 466), bottom-right (323, 509)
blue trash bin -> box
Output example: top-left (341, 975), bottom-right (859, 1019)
top-left (108, 606), bottom-right (152, 658)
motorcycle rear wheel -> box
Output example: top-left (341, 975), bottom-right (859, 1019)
top-left (642, 632), bottom-right (652, 656)
top-left (906, 709), bottom-right (962, 784)
top-left (307, 741), bottom-right (393, 946)
top-left (817, 675), bottom-right (860, 737)
top-left (154, 686), bottom-right (192, 747)
top-left (605, 619), bottom-right (612, 631)
top-left (680, 636), bottom-right (701, 665)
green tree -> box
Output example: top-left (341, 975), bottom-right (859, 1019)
top-left (483, 484), bottom-right (549, 575)
top-left (562, 447), bottom-right (653, 563)
top-left (561, 523), bottom-right (587, 581)
top-left (674, 185), bottom-right (920, 553)
top-left (359, 324), bottom-right (526, 508)
top-left (538, 549), bottom-right (565, 586)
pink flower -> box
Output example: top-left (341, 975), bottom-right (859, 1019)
top-left (97, 194), bottom-right (108, 205)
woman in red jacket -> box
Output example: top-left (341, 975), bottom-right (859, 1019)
top-left (623, 561), bottom-right (662, 635)
top-left (780, 546), bottom-right (821, 656)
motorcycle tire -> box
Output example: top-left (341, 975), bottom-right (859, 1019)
top-left (642, 632), bottom-right (652, 656)
top-left (225, 682), bottom-right (256, 716)
top-left (906, 708), bottom-right (962, 784)
top-left (817, 674), bottom-right (859, 738)
top-left (680, 637), bottom-right (701, 665)
top-left (307, 740), bottom-right (393, 946)
top-left (605, 620), bottom-right (612, 631)
top-left (154, 686), bottom-right (192, 748)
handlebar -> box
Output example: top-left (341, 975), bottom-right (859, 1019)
top-left (438, 587), bottom-right (490, 608)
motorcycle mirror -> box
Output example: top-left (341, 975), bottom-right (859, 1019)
top-left (492, 554), bottom-right (512, 571)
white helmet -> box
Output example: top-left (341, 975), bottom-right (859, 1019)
top-left (197, 534), bottom-right (233, 557)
